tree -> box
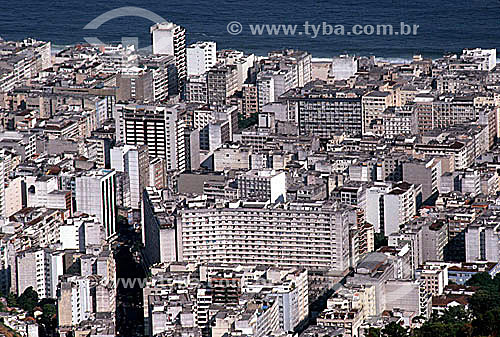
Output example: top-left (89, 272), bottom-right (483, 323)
top-left (374, 233), bottom-right (388, 250)
top-left (465, 272), bottom-right (495, 289)
top-left (117, 215), bottom-right (129, 233)
top-left (413, 306), bottom-right (472, 337)
top-left (469, 288), bottom-right (500, 317)
top-left (6, 293), bottom-right (17, 308)
top-left (38, 303), bottom-right (57, 336)
top-left (483, 307), bottom-right (500, 335)
top-left (396, 272), bottom-right (500, 337)
top-left (368, 327), bottom-right (381, 337)
top-left (464, 272), bottom-right (500, 336)
top-left (238, 112), bottom-right (258, 130)
top-left (381, 322), bottom-right (409, 337)
top-left (439, 305), bottom-right (470, 324)
top-left (17, 287), bottom-right (38, 312)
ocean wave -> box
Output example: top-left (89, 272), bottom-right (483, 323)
top-left (51, 44), bottom-right (75, 52)
top-left (375, 57), bottom-right (413, 64)
top-left (311, 58), bottom-right (333, 62)
top-left (312, 56), bottom-right (415, 64)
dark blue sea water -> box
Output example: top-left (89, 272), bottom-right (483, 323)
top-left (1, 0), bottom-right (500, 59)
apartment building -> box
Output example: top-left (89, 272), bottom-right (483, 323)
top-left (0, 39), bottom-right (51, 92)
top-left (207, 65), bottom-right (239, 110)
top-left (386, 183), bottom-right (421, 233)
top-left (179, 200), bottom-right (355, 273)
top-left (121, 104), bottom-right (185, 170)
top-left (0, 236), bottom-right (16, 295)
top-left (217, 49), bottom-right (255, 90)
top-left (16, 248), bottom-right (64, 298)
top-left (110, 144), bottom-right (150, 210)
top-left (142, 187), bottom-right (177, 266)
top-left (402, 158), bottom-right (442, 202)
top-left (150, 22), bottom-right (187, 88)
top-left (242, 84), bottom-right (259, 117)
top-left (185, 74), bottom-right (208, 104)
top-left (187, 41), bottom-right (217, 76)
top-left (280, 81), bottom-right (363, 137)
top-left (362, 91), bottom-right (393, 134)
top-left (465, 209), bottom-right (500, 262)
top-left (213, 144), bottom-right (251, 171)
top-left (143, 263), bottom-right (308, 336)
top-left (75, 169), bottom-right (117, 238)
top-left (316, 284), bottom-right (375, 337)
top-left (237, 169), bottom-right (286, 203)
top-left (84, 137), bottom-right (111, 168)
top-left (365, 182), bottom-right (421, 235)
top-left (140, 54), bottom-right (179, 100)
top-left (9, 207), bottom-right (68, 249)
top-left (0, 131), bottom-right (36, 160)
top-left (257, 69), bottom-right (296, 111)
top-left (116, 66), bottom-right (153, 103)
top-left (0, 159), bottom-right (5, 218)
top-left (379, 106), bottom-right (418, 138)
top-left (149, 157), bottom-right (168, 189)
top-left (422, 220), bottom-right (449, 263)
top-left (24, 175), bottom-right (71, 212)
top-left (453, 48), bottom-right (497, 71)
top-left (330, 55), bottom-right (358, 80)
top-left (264, 49), bottom-right (312, 87)
top-left (414, 95), bottom-right (476, 133)
top-left (57, 276), bottom-right (92, 327)
top-left (416, 263), bottom-right (449, 296)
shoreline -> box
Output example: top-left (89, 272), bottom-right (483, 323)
top-left (48, 43), bottom-right (500, 65)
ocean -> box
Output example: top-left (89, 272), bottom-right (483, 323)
top-left (2, 0), bottom-right (500, 59)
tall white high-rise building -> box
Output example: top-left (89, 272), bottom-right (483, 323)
top-left (365, 181), bottom-right (421, 235)
top-left (75, 169), bottom-right (117, 238)
top-left (331, 55), bottom-right (358, 80)
top-left (465, 211), bottom-right (500, 262)
top-left (110, 144), bottom-right (149, 210)
top-left (461, 48), bottom-right (497, 71)
top-left (0, 159), bottom-right (5, 218)
top-left (151, 22), bottom-right (187, 87)
top-left (257, 72), bottom-right (276, 111)
top-left (257, 69), bottom-right (296, 111)
top-left (187, 41), bottom-right (217, 76)
top-left (57, 276), bottom-right (92, 327)
top-left (16, 248), bottom-right (64, 298)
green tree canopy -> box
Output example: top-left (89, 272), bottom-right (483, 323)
top-left (381, 322), bottom-right (409, 337)
top-left (17, 287), bottom-right (39, 312)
